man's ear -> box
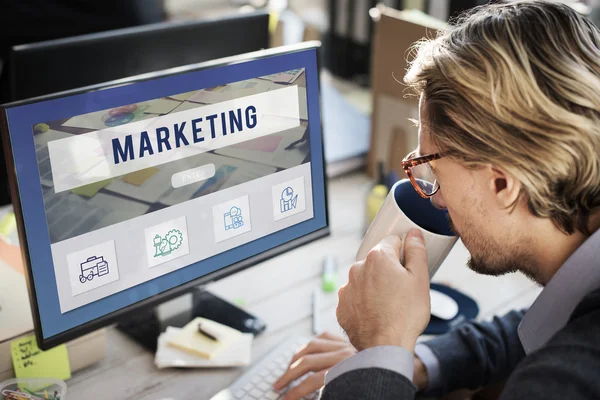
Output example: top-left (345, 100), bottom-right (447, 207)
top-left (488, 165), bottom-right (521, 208)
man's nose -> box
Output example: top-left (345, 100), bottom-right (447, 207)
top-left (430, 190), bottom-right (447, 210)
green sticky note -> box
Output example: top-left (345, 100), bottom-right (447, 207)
top-left (70, 179), bottom-right (112, 198)
top-left (11, 335), bottom-right (71, 381)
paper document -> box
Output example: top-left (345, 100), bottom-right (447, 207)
top-left (155, 326), bottom-right (252, 369)
top-left (166, 317), bottom-right (243, 359)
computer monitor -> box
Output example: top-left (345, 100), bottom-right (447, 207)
top-left (0, 42), bottom-right (328, 350)
top-left (8, 10), bottom-right (270, 102)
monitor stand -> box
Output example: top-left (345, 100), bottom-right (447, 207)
top-left (116, 287), bottom-right (266, 352)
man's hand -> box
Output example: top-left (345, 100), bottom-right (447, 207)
top-left (336, 229), bottom-right (431, 352)
top-left (273, 332), bottom-right (356, 400)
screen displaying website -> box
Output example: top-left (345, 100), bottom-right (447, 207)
top-left (34, 68), bottom-right (315, 314)
top-left (5, 48), bottom-right (326, 340)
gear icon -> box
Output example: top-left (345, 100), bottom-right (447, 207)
top-left (165, 229), bottom-right (183, 251)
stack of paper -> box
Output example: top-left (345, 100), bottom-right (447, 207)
top-left (154, 318), bottom-right (253, 369)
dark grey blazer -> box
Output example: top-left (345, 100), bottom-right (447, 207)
top-left (320, 287), bottom-right (600, 399)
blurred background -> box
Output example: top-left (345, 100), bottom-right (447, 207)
top-left (0, 0), bottom-right (595, 207)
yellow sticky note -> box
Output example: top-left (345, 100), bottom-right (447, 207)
top-left (70, 179), bottom-right (112, 198)
top-left (11, 335), bottom-right (71, 381)
top-left (121, 167), bottom-right (159, 186)
top-left (269, 12), bottom-right (280, 35)
top-left (0, 211), bottom-right (16, 238)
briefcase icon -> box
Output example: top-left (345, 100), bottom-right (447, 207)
top-left (79, 255), bottom-right (109, 283)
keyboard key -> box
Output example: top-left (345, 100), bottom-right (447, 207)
top-left (265, 374), bottom-right (277, 384)
top-left (234, 390), bottom-right (246, 399)
top-left (267, 363), bottom-right (280, 372)
top-left (265, 391), bottom-right (281, 400)
top-left (260, 369), bottom-right (270, 377)
top-left (251, 376), bottom-right (261, 384)
top-left (257, 382), bottom-right (271, 391)
top-left (249, 388), bottom-right (263, 399)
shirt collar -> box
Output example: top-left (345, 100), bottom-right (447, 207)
top-left (518, 228), bottom-right (600, 354)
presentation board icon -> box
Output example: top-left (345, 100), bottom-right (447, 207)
top-left (153, 229), bottom-right (184, 258)
top-left (280, 187), bottom-right (298, 213)
top-left (79, 256), bottom-right (109, 283)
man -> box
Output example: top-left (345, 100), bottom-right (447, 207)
top-left (273, 0), bottom-right (600, 398)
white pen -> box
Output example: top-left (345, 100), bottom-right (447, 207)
top-left (312, 288), bottom-right (321, 335)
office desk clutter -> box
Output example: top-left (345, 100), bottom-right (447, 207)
top-left (155, 318), bottom-right (253, 369)
top-left (0, 378), bottom-right (67, 400)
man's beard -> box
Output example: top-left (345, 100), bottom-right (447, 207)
top-left (446, 214), bottom-right (538, 281)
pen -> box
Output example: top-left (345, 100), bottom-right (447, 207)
top-left (312, 288), bottom-right (320, 335)
top-left (197, 323), bottom-right (219, 341)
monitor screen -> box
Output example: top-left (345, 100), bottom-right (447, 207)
top-left (1, 44), bottom-right (328, 348)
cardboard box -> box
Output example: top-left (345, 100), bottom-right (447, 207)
top-left (367, 6), bottom-right (448, 177)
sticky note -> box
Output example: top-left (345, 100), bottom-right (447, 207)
top-left (144, 98), bottom-right (181, 115)
top-left (269, 12), bottom-right (280, 35)
top-left (11, 335), bottom-right (71, 381)
top-left (121, 167), bottom-right (159, 186)
top-left (70, 179), bottom-right (112, 198)
top-left (0, 212), bottom-right (16, 238)
top-left (168, 91), bottom-right (198, 102)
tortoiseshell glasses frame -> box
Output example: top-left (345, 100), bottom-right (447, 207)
top-left (401, 150), bottom-right (443, 198)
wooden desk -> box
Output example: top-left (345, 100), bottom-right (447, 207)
top-left (66, 172), bottom-right (540, 399)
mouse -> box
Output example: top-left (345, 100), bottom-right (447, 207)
top-left (430, 288), bottom-right (459, 320)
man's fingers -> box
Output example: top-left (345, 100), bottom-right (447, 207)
top-left (372, 235), bottom-right (403, 261)
top-left (403, 228), bottom-right (429, 279)
top-left (274, 353), bottom-right (338, 390)
top-left (281, 370), bottom-right (326, 400)
top-left (288, 338), bottom-right (349, 366)
top-left (317, 331), bottom-right (347, 342)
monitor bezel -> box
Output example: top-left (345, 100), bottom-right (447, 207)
top-left (0, 41), bottom-right (330, 350)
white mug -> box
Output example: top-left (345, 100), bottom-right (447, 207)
top-left (357, 179), bottom-right (458, 279)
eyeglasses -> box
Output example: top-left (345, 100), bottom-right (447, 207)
top-left (401, 150), bottom-right (443, 198)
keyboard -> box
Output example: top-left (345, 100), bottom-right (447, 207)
top-left (210, 335), bottom-right (320, 400)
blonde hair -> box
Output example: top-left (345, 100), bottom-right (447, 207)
top-left (405, 0), bottom-right (600, 235)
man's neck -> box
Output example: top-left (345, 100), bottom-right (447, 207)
top-left (529, 220), bottom-right (589, 286)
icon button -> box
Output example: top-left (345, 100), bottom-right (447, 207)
top-left (280, 187), bottom-right (299, 213)
top-left (66, 240), bottom-right (119, 296)
top-left (145, 216), bottom-right (190, 268)
top-left (272, 177), bottom-right (306, 221)
top-left (79, 256), bottom-right (109, 283)
top-left (224, 206), bottom-right (245, 230)
top-left (153, 229), bottom-right (184, 258)
top-left (213, 195), bottom-right (252, 243)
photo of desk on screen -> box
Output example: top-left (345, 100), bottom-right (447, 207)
top-left (34, 69), bottom-right (310, 245)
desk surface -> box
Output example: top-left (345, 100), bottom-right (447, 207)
top-left (67, 172), bottom-right (541, 399)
